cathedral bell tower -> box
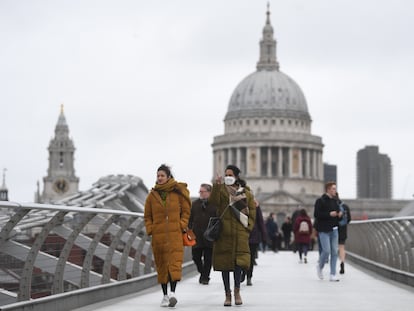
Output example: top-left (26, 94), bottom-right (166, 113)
top-left (0, 168), bottom-right (9, 201)
top-left (41, 105), bottom-right (79, 202)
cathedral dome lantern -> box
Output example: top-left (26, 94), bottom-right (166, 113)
top-left (212, 6), bottom-right (324, 216)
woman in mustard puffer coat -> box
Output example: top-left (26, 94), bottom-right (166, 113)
top-left (209, 164), bottom-right (256, 307)
top-left (144, 164), bottom-right (191, 308)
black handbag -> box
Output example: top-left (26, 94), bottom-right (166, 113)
top-left (203, 217), bottom-right (222, 241)
top-left (203, 205), bottom-right (229, 242)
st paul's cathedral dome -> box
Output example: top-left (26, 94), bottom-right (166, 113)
top-left (212, 7), bottom-right (324, 217)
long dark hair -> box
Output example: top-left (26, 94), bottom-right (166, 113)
top-left (157, 164), bottom-right (173, 178)
top-left (226, 164), bottom-right (246, 187)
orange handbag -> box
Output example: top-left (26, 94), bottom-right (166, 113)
top-left (183, 229), bottom-right (196, 246)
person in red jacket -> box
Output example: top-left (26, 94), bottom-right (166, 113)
top-left (293, 209), bottom-right (313, 264)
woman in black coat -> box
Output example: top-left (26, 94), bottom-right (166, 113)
top-left (244, 201), bottom-right (267, 285)
top-left (337, 199), bottom-right (351, 274)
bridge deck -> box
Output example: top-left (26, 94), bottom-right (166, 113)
top-left (75, 250), bottom-right (414, 311)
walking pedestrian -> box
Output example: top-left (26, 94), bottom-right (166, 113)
top-left (265, 213), bottom-right (279, 252)
top-left (188, 183), bottom-right (217, 284)
top-left (209, 164), bottom-right (256, 306)
top-left (144, 164), bottom-right (191, 307)
top-left (243, 200), bottom-right (267, 286)
top-left (293, 209), bottom-right (312, 263)
top-left (335, 193), bottom-right (352, 274)
top-left (281, 216), bottom-right (293, 250)
top-left (314, 181), bottom-right (342, 282)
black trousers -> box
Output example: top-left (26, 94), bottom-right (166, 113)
top-left (192, 247), bottom-right (213, 281)
top-left (247, 243), bottom-right (259, 279)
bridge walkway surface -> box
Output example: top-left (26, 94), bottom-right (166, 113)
top-left (74, 250), bottom-right (414, 311)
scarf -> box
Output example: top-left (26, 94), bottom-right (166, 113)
top-left (153, 178), bottom-right (191, 207)
top-left (226, 185), bottom-right (249, 228)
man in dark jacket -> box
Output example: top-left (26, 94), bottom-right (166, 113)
top-left (314, 181), bottom-right (342, 282)
top-left (265, 213), bottom-right (279, 252)
top-left (188, 183), bottom-right (217, 285)
top-left (281, 216), bottom-right (293, 250)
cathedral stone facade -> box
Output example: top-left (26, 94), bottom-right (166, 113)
top-left (212, 8), bottom-right (324, 218)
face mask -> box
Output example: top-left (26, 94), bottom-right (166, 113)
top-left (224, 176), bottom-right (236, 185)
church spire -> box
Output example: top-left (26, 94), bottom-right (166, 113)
top-left (55, 104), bottom-right (69, 138)
top-left (256, 3), bottom-right (279, 71)
top-left (1, 168), bottom-right (6, 189)
top-left (0, 168), bottom-right (8, 201)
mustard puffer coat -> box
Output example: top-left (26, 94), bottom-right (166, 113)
top-left (209, 183), bottom-right (256, 271)
top-left (144, 184), bottom-right (191, 283)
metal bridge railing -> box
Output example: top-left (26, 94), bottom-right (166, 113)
top-left (347, 216), bottom-right (414, 286)
top-left (0, 201), bottom-right (157, 307)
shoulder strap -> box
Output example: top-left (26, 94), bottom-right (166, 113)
top-left (219, 205), bottom-right (230, 219)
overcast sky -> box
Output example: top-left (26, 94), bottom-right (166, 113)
top-left (1, 0), bottom-right (413, 203)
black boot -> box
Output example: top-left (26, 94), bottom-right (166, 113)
top-left (340, 262), bottom-right (345, 274)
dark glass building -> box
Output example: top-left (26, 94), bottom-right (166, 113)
top-left (324, 163), bottom-right (337, 184)
top-left (357, 146), bottom-right (392, 199)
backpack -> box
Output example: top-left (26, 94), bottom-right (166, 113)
top-left (338, 203), bottom-right (348, 226)
top-left (298, 220), bottom-right (310, 234)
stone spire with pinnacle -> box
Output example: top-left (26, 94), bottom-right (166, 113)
top-left (46, 105), bottom-right (77, 176)
top-left (0, 168), bottom-right (8, 201)
top-left (41, 105), bottom-right (79, 202)
top-left (55, 104), bottom-right (69, 139)
top-left (256, 3), bottom-right (280, 71)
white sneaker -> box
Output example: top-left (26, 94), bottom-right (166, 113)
top-left (329, 274), bottom-right (340, 282)
top-left (160, 295), bottom-right (169, 307)
top-left (316, 265), bottom-right (324, 280)
top-left (168, 292), bottom-right (177, 307)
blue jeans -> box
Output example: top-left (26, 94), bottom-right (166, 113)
top-left (318, 228), bottom-right (339, 275)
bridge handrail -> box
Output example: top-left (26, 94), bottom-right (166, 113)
top-left (0, 201), bottom-right (144, 217)
top-left (0, 201), bottom-right (171, 307)
top-left (347, 216), bottom-right (414, 287)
